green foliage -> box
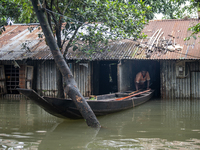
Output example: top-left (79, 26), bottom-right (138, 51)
top-left (0, 0), bottom-right (36, 25)
top-left (14, 0), bottom-right (36, 23)
top-left (0, 0), bottom-right (36, 34)
top-left (191, 0), bottom-right (200, 7)
top-left (0, 26), bottom-right (5, 35)
top-left (0, 0), bottom-right (20, 25)
top-left (0, 0), bottom-right (19, 34)
top-left (184, 23), bottom-right (200, 41)
top-left (128, 0), bottom-right (191, 19)
top-left (184, 1), bottom-right (200, 41)
top-left (45, 0), bottom-right (150, 56)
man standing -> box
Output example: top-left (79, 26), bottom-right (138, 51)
top-left (135, 69), bottom-right (150, 90)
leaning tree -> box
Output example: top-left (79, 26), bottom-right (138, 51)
top-left (30, 0), bottom-right (150, 127)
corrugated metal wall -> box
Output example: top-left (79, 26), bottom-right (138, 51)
top-left (191, 72), bottom-right (200, 98)
top-left (36, 60), bottom-right (91, 97)
top-left (160, 60), bottom-right (200, 99)
top-left (190, 61), bottom-right (200, 98)
top-left (36, 60), bottom-right (57, 96)
top-left (73, 62), bottom-right (91, 97)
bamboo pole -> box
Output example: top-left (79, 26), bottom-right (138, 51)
top-left (115, 89), bottom-right (150, 101)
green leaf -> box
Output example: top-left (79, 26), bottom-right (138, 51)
top-left (73, 45), bottom-right (78, 51)
top-left (65, 23), bottom-right (70, 30)
top-left (193, 35), bottom-right (197, 40)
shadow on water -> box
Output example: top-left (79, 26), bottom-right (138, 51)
top-left (0, 98), bottom-right (200, 149)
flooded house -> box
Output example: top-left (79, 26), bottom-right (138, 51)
top-left (0, 19), bottom-right (200, 99)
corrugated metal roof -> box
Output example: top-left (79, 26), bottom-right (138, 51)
top-left (0, 24), bottom-right (51, 60)
top-left (1, 19), bottom-right (200, 61)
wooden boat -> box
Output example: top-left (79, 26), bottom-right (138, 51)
top-left (17, 88), bottom-right (154, 119)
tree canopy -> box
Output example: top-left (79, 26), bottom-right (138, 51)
top-left (0, 0), bottom-right (20, 26)
top-left (37, 0), bottom-right (151, 57)
top-left (128, 0), bottom-right (195, 19)
top-left (0, 0), bottom-right (36, 34)
top-left (184, 0), bottom-right (200, 40)
top-left (0, 0), bottom-right (35, 24)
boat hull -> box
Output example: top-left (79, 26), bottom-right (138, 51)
top-left (17, 88), bottom-right (154, 119)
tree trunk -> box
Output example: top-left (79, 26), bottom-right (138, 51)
top-left (31, 0), bottom-right (101, 128)
top-left (55, 18), bottom-right (65, 98)
top-left (56, 67), bottom-right (64, 98)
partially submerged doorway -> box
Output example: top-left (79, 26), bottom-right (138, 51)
top-left (118, 60), bottom-right (160, 98)
top-left (92, 61), bottom-right (118, 95)
top-left (92, 60), bottom-right (160, 97)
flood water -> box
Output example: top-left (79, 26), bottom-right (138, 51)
top-left (0, 98), bottom-right (200, 150)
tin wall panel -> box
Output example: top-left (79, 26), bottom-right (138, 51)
top-left (36, 60), bottom-right (90, 97)
top-left (189, 61), bottom-right (200, 99)
top-left (36, 60), bottom-right (57, 96)
top-left (73, 62), bottom-right (90, 97)
top-left (191, 73), bottom-right (200, 98)
top-left (161, 60), bottom-right (200, 99)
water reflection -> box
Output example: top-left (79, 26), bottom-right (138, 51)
top-left (38, 121), bottom-right (100, 150)
top-left (0, 99), bottom-right (200, 149)
top-left (0, 99), bottom-right (62, 149)
top-left (89, 99), bottom-right (200, 149)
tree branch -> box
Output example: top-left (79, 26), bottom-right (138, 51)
top-left (45, 4), bottom-right (58, 27)
top-left (63, 0), bottom-right (73, 14)
top-left (63, 24), bottom-right (82, 57)
top-left (56, 0), bottom-right (62, 14)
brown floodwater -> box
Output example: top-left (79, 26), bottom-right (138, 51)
top-left (0, 98), bottom-right (200, 149)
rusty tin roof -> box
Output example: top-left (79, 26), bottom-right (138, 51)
top-left (0, 19), bottom-right (200, 61)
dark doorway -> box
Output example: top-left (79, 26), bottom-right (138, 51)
top-left (92, 60), bottom-right (160, 97)
top-left (131, 60), bottom-right (160, 98)
top-left (5, 65), bottom-right (19, 94)
top-left (96, 61), bottom-right (118, 95)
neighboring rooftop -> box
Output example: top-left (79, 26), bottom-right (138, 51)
top-left (0, 19), bottom-right (200, 61)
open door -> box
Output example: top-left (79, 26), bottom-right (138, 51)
top-left (98, 61), bottom-right (118, 94)
top-left (0, 65), bottom-right (6, 94)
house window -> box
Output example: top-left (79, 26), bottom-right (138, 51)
top-left (5, 65), bottom-right (19, 94)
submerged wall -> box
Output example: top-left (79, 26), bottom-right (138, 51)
top-left (160, 60), bottom-right (200, 99)
top-left (36, 60), bottom-right (91, 97)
